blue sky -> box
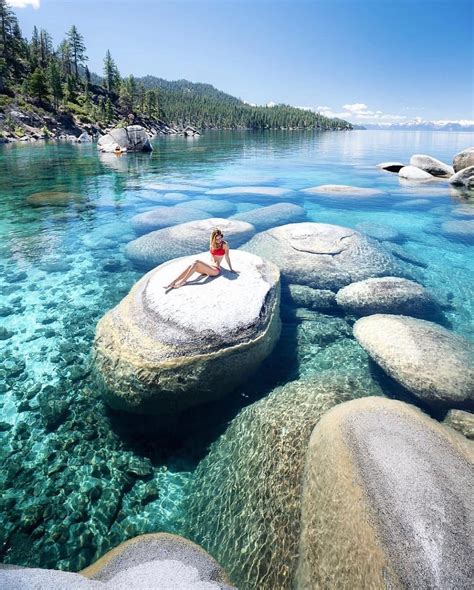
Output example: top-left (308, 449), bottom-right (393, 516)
top-left (8, 0), bottom-right (474, 124)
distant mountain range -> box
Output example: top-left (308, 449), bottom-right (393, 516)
top-left (357, 120), bottom-right (474, 132)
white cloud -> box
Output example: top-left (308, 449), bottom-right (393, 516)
top-left (317, 103), bottom-right (411, 123)
top-left (7, 0), bottom-right (40, 8)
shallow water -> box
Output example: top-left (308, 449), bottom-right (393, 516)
top-left (0, 130), bottom-right (473, 573)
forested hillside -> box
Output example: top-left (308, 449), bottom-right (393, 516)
top-left (0, 0), bottom-right (351, 139)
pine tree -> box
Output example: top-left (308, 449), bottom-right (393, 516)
top-left (0, 0), bottom-right (24, 92)
top-left (48, 59), bottom-right (62, 110)
top-left (103, 49), bottom-right (120, 94)
top-left (29, 67), bottom-right (48, 103)
top-left (58, 39), bottom-right (72, 78)
top-left (39, 29), bottom-right (52, 68)
top-left (105, 97), bottom-right (114, 123)
top-left (66, 25), bottom-right (87, 79)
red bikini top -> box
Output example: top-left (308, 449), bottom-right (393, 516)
top-left (210, 246), bottom-right (225, 256)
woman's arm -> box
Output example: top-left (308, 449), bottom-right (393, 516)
top-left (224, 242), bottom-right (237, 272)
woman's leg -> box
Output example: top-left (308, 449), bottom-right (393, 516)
top-left (172, 260), bottom-right (219, 288)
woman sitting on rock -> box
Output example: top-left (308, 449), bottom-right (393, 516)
top-left (164, 228), bottom-right (237, 289)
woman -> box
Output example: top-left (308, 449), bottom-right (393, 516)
top-left (164, 228), bottom-right (237, 289)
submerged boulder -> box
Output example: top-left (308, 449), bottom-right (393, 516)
top-left (130, 206), bottom-right (209, 234)
top-left (205, 186), bottom-right (294, 197)
top-left (297, 398), bottom-right (474, 590)
top-left (242, 222), bottom-right (403, 290)
top-left (283, 284), bottom-right (337, 311)
top-left (441, 219), bottom-right (474, 243)
top-left (453, 147), bottom-right (474, 172)
top-left (354, 314), bottom-right (474, 408)
top-left (301, 184), bottom-right (385, 202)
top-left (410, 154), bottom-right (454, 177)
top-left (231, 202), bottom-right (306, 231)
top-left (27, 191), bottom-right (87, 207)
top-left (443, 409), bottom-right (474, 439)
top-left (0, 533), bottom-right (235, 589)
top-left (336, 277), bottom-right (440, 317)
top-left (398, 165), bottom-right (434, 180)
top-left (186, 374), bottom-right (376, 590)
top-left (98, 125), bottom-right (152, 152)
top-left (125, 218), bottom-right (255, 269)
top-left (355, 221), bottom-right (402, 242)
top-left (176, 199), bottom-right (237, 216)
top-left (93, 251), bottom-right (280, 414)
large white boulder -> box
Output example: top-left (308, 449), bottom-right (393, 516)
top-left (336, 277), bottom-right (440, 317)
top-left (398, 165), bottom-right (434, 180)
top-left (125, 218), bottom-right (256, 269)
top-left (93, 251), bottom-right (281, 414)
top-left (453, 147), bottom-right (474, 172)
top-left (354, 314), bottom-right (474, 408)
top-left (409, 154), bottom-right (454, 177)
top-left (242, 223), bottom-right (403, 290)
top-left (98, 125), bottom-right (152, 152)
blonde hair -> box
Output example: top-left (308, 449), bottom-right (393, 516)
top-left (210, 228), bottom-right (223, 250)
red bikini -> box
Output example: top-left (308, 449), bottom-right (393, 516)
top-left (210, 246), bottom-right (225, 256)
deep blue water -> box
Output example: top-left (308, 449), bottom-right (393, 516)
top-left (0, 130), bottom-right (473, 572)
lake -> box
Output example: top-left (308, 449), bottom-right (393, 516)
top-left (0, 130), bottom-right (473, 581)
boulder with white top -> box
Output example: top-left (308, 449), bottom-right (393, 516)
top-left (242, 223), bottom-right (403, 291)
top-left (336, 277), bottom-right (440, 317)
top-left (93, 251), bottom-right (280, 414)
top-left (125, 218), bottom-right (256, 269)
top-left (354, 314), bottom-right (474, 408)
top-left (398, 165), bottom-right (434, 180)
top-left (449, 165), bottom-right (474, 189)
top-left (0, 533), bottom-right (235, 589)
top-left (98, 125), bottom-right (152, 152)
top-left (231, 202), bottom-right (306, 231)
top-left (409, 154), bottom-right (454, 177)
top-left (453, 147), bottom-right (474, 172)
top-left (376, 161), bottom-right (405, 172)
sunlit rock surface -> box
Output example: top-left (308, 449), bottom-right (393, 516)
top-left (125, 218), bottom-right (255, 269)
top-left (453, 147), bottom-right (474, 172)
top-left (242, 222), bottom-right (403, 290)
top-left (354, 314), bottom-right (474, 408)
top-left (409, 154), bottom-right (454, 177)
top-left (93, 251), bottom-right (280, 414)
top-left (297, 398), bottom-right (474, 590)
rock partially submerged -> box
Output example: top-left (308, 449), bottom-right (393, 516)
top-left (376, 161), bottom-right (405, 173)
top-left (398, 165), bottom-right (434, 180)
top-left (0, 533), bottom-right (235, 589)
top-left (93, 251), bottom-right (280, 414)
top-left (336, 277), bottom-right (440, 317)
top-left (26, 191), bottom-right (88, 207)
top-left (297, 398), bottom-right (474, 590)
top-left (283, 284), bottom-right (337, 311)
top-left (453, 147), bottom-right (474, 172)
top-left (449, 165), bottom-right (474, 189)
top-left (231, 202), bottom-right (306, 231)
top-left (354, 314), bottom-right (474, 408)
top-left (410, 154), bottom-right (454, 177)
top-left (242, 223), bottom-right (403, 290)
top-left (125, 218), bottom-right (255, 269)
top-left (443, 409), bottom-right (474, 439)
top-left (301, 184), bottom-right (385, 201)
top-left (130, 206), bottom-right (209, 234)
top-left (98, 125), bottom-right (152, 152)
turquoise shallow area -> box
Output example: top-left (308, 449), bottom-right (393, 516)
top-left (0, 130), bottom-right (473, 572)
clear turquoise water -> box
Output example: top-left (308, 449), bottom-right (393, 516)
top-left (0, 130), bottom-right (473, 571)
